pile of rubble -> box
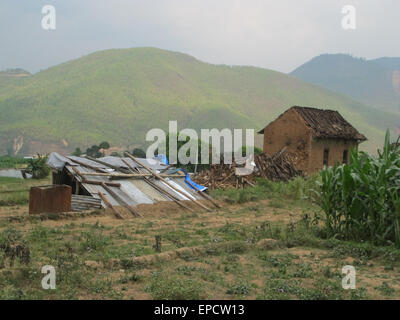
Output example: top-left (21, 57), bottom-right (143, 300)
top-left (193, 161), bottom-right (257, 190)
top-left (193, 148), bottom-right (302, 190)
top-left (254, 148), bottom-right (302, 182)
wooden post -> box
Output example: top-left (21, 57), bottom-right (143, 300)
top-left (153, 235), bottom-right (162, 253)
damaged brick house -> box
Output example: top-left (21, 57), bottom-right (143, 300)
top-left (258, 106), bottom-right (367, 175)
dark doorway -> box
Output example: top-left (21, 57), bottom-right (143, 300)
top-left (323, 148), bottom-right (329, 166)
top-left (343, 150), bottom-right (349, 164)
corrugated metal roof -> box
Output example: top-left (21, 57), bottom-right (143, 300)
top-left (49, 153), bottom-right (202, 209)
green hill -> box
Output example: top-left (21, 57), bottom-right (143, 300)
top-left (0, 48), bottom-right (398, 155)
top-left (0, 68), bottom-right (31, 90)
top-left (291, 54), bottom-right (400, 112)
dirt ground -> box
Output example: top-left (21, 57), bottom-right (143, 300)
top-left (1, 199), bottom-right (400, 300)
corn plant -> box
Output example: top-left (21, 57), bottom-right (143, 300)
top-left (315, 130), bottom-right (400, 246)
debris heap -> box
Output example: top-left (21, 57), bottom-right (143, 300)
top-left (192, 161), bottom-right (257, 190)
top-left (254, 148), bottom-right (302, 182)
top-left (193, 148), bottom-right (302, 190)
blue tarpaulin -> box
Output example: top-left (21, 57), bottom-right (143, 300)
top-left (180, 168), bottom-right (207, 192)
top-left (154, 155), bottom-right (206, 191)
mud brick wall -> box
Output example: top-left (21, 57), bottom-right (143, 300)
top-left (308, 138), bottom-right (358, 173)
top-left (262, 108), bottom-right (311, 173)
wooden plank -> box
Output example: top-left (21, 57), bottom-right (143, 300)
top-left (184, 179), bottom-right (221, 208)
top-left (100, 182), bottom-right (142, 218)
top-left (83, 180), bottom-right (121, 188)
top-left (98, 192), bottom-right (124, 219)
top-left (70, 166), bottom-right (121, 187)
top-left (79, 172), bottom-right (183, 178)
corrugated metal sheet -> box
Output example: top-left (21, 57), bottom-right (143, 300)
top-left (56, 154), bottom-right (202, 209)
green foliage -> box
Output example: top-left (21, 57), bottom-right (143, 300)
top-left (86, 145), bottom-right (102, 158)
top-left (0, 48), bottom-right (395, 155)
top-left (315, 130), bottom-right (400, 246)
top-left (158, 133), bottom-right (211, 172)
top-left (241, 146), bottom-right (263, 157)
top-left (99, 141), bottom-right (110, 150)
top-left (83, 141), bottom-right (111, 158)
top-left (72, 148), bottom-right (82, 156)
top-left (212, 175), bottom-right (320, 204)
top-left (132, 148), bottom-right (146, 158)
top-left (0, 156), bottom-right (29, 169)
top-left (25, 155), bottom-right (50, 179)
top-left (146, 272), bottom-right (204, 300)
top-left (226, 282), bottom-right (251, 295)
top-left (375, 282), bottom-right (396, 296)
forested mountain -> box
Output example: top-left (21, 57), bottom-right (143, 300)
top-left (0, 48), bottom-right (398, 155)
top-left (291, 54), bottom-right (400, 113)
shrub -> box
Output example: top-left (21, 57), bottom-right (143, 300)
top-left (25, 155), bottom-right (50, 179)
top-left (132, 148), bottom-right (146, 158)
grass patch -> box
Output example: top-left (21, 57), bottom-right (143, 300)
top-left (146, 272), bottom-right (204, 300)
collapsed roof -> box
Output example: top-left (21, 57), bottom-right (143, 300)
top-left (258, 106), bottom-right (367, 142)
top-left (47, 152), bottom-right (214, 218)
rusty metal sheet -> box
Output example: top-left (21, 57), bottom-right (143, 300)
top-left (29, 185), bottom-right (72, 214)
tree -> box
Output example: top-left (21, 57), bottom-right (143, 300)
top-left (99, 141), bottom-right (110, 150)
top-left (132, 148), bottom-right (146, 158)
top-left (157, 133), bottom-right (211, 172)
top-left (110, 152), bottom-right (121, 157)
top-left (72, 147), bottom-right (82, 156)
top-left (86, 145), bottom-right (102, 158)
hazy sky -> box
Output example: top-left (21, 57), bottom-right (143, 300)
top-left (1, 0), bottom-right (399, 74)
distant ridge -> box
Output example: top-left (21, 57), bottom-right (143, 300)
top-left (0, 48), bottom-right (398, 155)
top-left (291, 53), bottom-right (400, 112)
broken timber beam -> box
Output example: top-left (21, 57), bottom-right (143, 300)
top-left (69, 166), bottom-right (121, 187)
top-left (121, 158), bottom-right (196, 214)
top-left (84, 180), bottom-right (121, 188)
top-left (100, 182), bottom-right (142, 218)
top-left (79, 172), bottom-right (183, 178)
top-left (184, 179), bottom-right (221, 208)
top-left (66, 157), bottom-right (109, 173)
top-left (124, 152), bottom-right (212, 212)
top-left (98, 192), bottom-right (124, 219)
